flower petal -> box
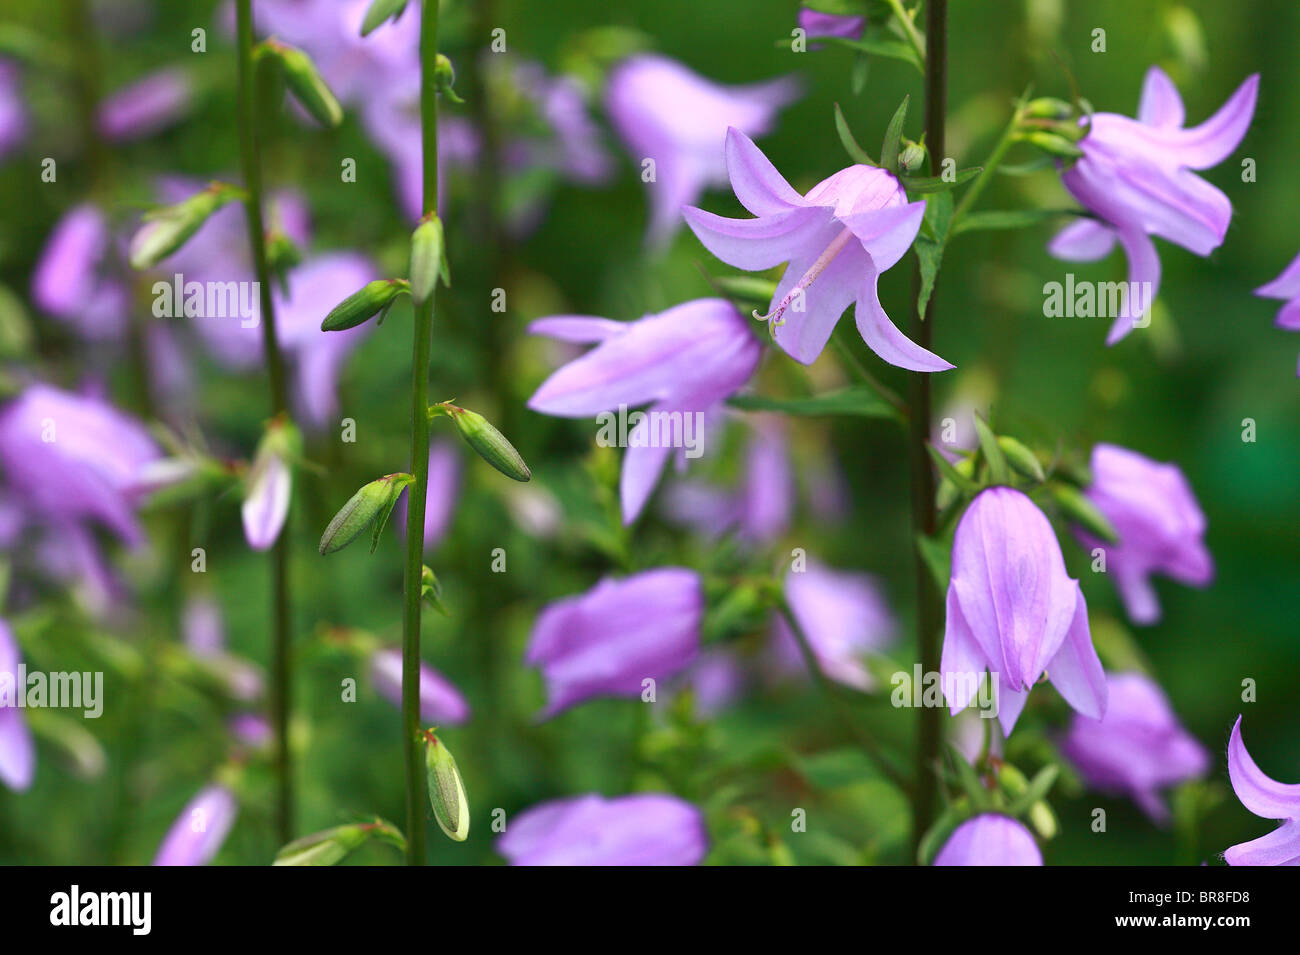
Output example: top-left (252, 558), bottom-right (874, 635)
top-left (1045, 583), bottom-right (1108, 720)
top-left (1228, 716), bottom-right (1300, 820)
top-left (724, 126), bottom-right (806, 215)
top-left (853, 255), bottom-right (955, 372)
top-left (1162, 73), bottom-right (1259, 170)
top-left (839, 199), bottom-right (926, 270)
top-left (1137, 66), bottom-right (1185, 128)
top-left (528, 316), bottom-right (629, 344)
top-left (1224, 819), bottom-right (1300, 866)
top-left (683, 203), bottom-right (832, 271)
top-left (1048, 219), bottom-right (1117, 262)
top-left (1105, 227), bottom-right (1161, 345)
top-left (941, 587), bottom-right (987, 714)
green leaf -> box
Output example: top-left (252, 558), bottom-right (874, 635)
top-left (973, 414), bottom-right (1009, 485)
top-left (369, 474), bottom-right (412, 554)
top-left (913, 190), bottom-right (952, 320)
top-left (1006, 764), bottom-right (1060, 816)
top-left (794, 748), bottom-right (882, 790)
top-left (880, 95), bottom-right (910, 172)
top-left (946, 743), bottom-right (991, 809)
top-left (1049, 482), bottom-right (1119, 543)
top-left (926, 443), bottom-right (980, 494)
top-left (360, 0), bottom-right (409, 36)
top-left (821, 33), bottom-right (922, 72)
top-left (850, 51), bottom-right (870, 96)
top-left (728, 387), bottom-right (901, 421)
top-left (915, 533), bottom-right (951, 593)
top-left (833, 102), bottom-right (877, 166)
top-left (997, 435), bottom-right (1046, 482)
top-left (995, 157), bottom-right (1054, 177)
top-left (900, 167), bottom-right (981, 194)
top-left (951, 208), bottom-right (1083, 237)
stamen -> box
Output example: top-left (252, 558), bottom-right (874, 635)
top-left (752, 227), bottom-right (855, 336)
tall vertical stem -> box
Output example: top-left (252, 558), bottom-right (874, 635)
top-left (908, 0), bottom-right (947, 859)
top-left (400, 0), bottom-right (440, 866)
top-left (235, 0), bottom-right (294, 845)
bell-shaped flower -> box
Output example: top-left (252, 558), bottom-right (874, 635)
top-left (685, 128), bottom-right (952, 371)
top-left (0, 619), bottom-right (35, 791)
top-left (607, 55), bottom-right (800, 247)
top-left (942, 487), bottom-right (1107, 736)
top-left (524, 568), bottom-right (702, 717)
top-left (1254, 249), bottom-right (1300, 375)
top-left (1060, 671), bottom-right (1209, 823)
top-left (152, 784), bottom-right (238, 866)
top-left (1048, 67), bottom-right (1258, 343)
top-left (527, 298), bottom-right (760, 523)
top-left (30, 204), bottom-right (130, 340)
top-left (98, 68), bottom-right (193, 142)
top-left (1224, 716), bottom-right (1300, 866)
top-left (369, 647), bottom-right (471, 725)
top-left (770, 558), bottom-right (896, 691)
top-left (798, 10), bottom-right (865, 41)
top-left (1075, 443), bottom-right (1212, 625)
top-left (497, 792), bottom-right (707, 866)
top-left (933, 814), bottom-right (1043, 866)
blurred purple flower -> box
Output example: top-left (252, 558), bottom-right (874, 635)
top-left (527, 299), bottom-right (760, 523)
top-left (525, 568), bottom-right (702, 717)
top-left (798, 10), bottom-right (865, 41)
top-left (0, 59), bottom-right (26, 159)
top-left (370, 647), bottom-right (471, 725)
top-left (0, 619), bottom-right (36, 791)
top-left (0, 383), bottom-right (160, 544)
top-left (497, 792), bottom-right (707, 865)
top-left (1076, 443), bottom-right (1212, 625)
top-left (607, 54), bottom-right (799, 247)
top-left (771, 559), bottom-right (895, 691)
top-left (241, 445), bottom-right (290, 552)
top-left (153, 784), bottom-right (237, 866)
top-left (1254, 251), bottom-right (1300, 375)
top-left (1224, 716), bottom-right (1300, 866)
top-left (396, 442), bottom-right (460, 552)
top-left (1048, 67), bottom-right (1258, 343)
top-left (30, 204), bottom-right (130, 340)
top-left (686, 129), bottom-right (951, 371)
top-left (1060, 671), bottom-right (1209, 823)
top-left (183, 594), bottom-right (226, 656)
top-left (98, 68), bottom-right (193, 141)
top-left (675, 648), bottom-right (747, 717)
top-left (228, 713), bottom-right (272, 748)
top-left (942, 487), bottom-right (1107, 736)
top-left (933, 814), bottom-right (1043, 866)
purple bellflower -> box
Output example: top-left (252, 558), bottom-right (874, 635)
top-left (152, 784), bottom-right (238, 866)
top-left (527, 299), bottom-right (760, 524)
top-left (685, 128), bottom-right (952, 371)
top-left (497, 792), bottom-right (707, 866)
top-left (0, 619), bottom-right (36, 791)
top-left (942, 487), bottom-right (1107, 736)
top-left (1254, 250), bottom-right (1300, 375)
top-left (31, 204), bottom-right (130, 340)
top-left (524, 568), bottom-right (702, 717)
top-left (933, 814), bottom-right (1043, 866)
top-left (607, 54), bottom-right (800, 247)
top-left (1224, 716), bottom-right (1300, 866)
top-left (98, 68), bottom-right (193, 141)
top-left (1060, 671), bottom-right (1209, 823)
top-left (798, 10), bottom-right (865, 42)
top-left (370, 647), bottom-right (471, 725)
top-left (1048, 67), bottom-right (1258, 343)
top-left (1076, 443), bottom-right (1212, 625)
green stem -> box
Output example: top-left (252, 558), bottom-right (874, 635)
top-left (951, 100), bottom-right (1029, 227)
top-left (907, 0), bottom-right (947, 862)
top-left (884, 0), bottom-right (927, 66)
top-left (236, 0), bottom-right (294, 846)
top-left (400, 0), bottom-right (440, 867)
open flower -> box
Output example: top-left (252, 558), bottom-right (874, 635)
top-left (153, 784), bottom-right (238, 866)
top-left (1075, 443), bottom-right (1212, 625)
top-left (942, 487), bottom-right (1107, 736)
top-left (1048, 67), bottom-right (1258, 343)
top-left (497, 793), bottom-right (707, 865)
top-left (933, 814), bottom-right (1043, 866)
top-left (0, 619), bottom-right (35, 791)
top-left (525, 568), bottom-right (702, 717)
top-left (607, 55), bottom-right (799, 247)
top-left (369, 647), bottom-right (471, 725)
top-left (1224, 716), bottom-right (1300, 866)
top-left (527, 299), bottom-right (760, 523)
top-left (1060, 671), bottom-right (1209, 823)
top-left (1254, 250), bottom-right (1300, 375)
top-left (685, 128), bottom-right (952, 371)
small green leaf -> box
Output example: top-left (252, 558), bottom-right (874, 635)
top-left (728, 387), bottom-right (901, 421)
top-left (973, 414), bottom-right (1009, 485)
top-left (833, 102), bottom-right (877, 166)
top-left (951, 208), bottom-right (1083, 237)
top-left (1049, 482), bottom-right (1119, 544)
top-left (927, 443), bottom-right (980, 495)
top-left (900, 167), bottom-right (981, 194)
top-left (913, 190), bottom-right (952, 320)
top-left (997, 435), bottom-right (1046, 482)
top-left (1006, 764), bottom-right (1060, 816)
top-left (880, 95), bottom-right (910, 172)
top-left (360, 0), bottom-right (409, 36)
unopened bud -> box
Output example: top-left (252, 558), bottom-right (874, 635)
top-left (434, 54), bottom-right (464, 103)
top-left (1023, 97), bottom-right (1074, 120)
top-left (318, 473), bottom-right (412, 556)
top-left (996, 436), bottom-right (1046, 482)
top-left (267, 41), bottom-right (343, 128)
top-left (273, 824), bottom-right (371, 866)
top-left (433, 402), bottom-right (531, 482)
top-left (424, 731), bottom-right (469, 842)
top-left (321, 279), bottom-right (409, 331)
top-left (1022, 130), bottom-right (1084, 158)
top-left (898, 140), bottom-right (927, 174)
top-left (129, 184), bottom-right (239, 270)
top-left (1049, 482), bottom-right (1118, 544)
top-left (409, 215), bottom-right (450, 304)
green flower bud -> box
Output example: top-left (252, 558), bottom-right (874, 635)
top-left (360, 0), bottom-right (409, 36)
top-left (898, 140), bottom-right (927, 174)
top-left (424, 732), bottom-right (470, 842)
top-left (128, 184), bottom-right (239, 270)
top-left (409, 215), bottom-right (450, 304)
top-left (433, 402), bottom-right (531, 482)
top-left (273, 824), bottom-right (371, 866)
top-left (433, 54), bottom-right (464, 103)
top-left (318, 473), bottom-right (413, 556)
top-left (1021, 130), bottom-right (1084, 159)
top-left (269, 41), bottom-right (343, 128)
top-left (1023, 97), bottom-right (1074, 120)
top-left (996, 435), bottom-right (1046, 482)
top-left (320, 279), bottom-right (409, 331)
top-left (421, 565), bottom-right (450, 616)
top-left (1049, 481), bottom-right (1119, 544)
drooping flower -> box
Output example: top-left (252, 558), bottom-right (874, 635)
top-left (527, 299), bottom-right (760, 524)
top-left (395, 442), bottom-right (460, 552)
top-left (1075, 443), bottom-right (1212, 625)
top-left (497, 792), bottom-right (707, 866)
top-left (525, 568), bottom-right (702, 717)
top-left (674, 648), bottom-right (747, 717)
top-left (1253, 250), bottom-right (1300, 375)
top-left (241, 444), bottom-right (291, 553)
top-left (1060, 672), bottom-right (1208, 823)
top-left (30, 204), bottom-right (130, 340)
top-left (797, 9), bottom-right (865, 42)
top-left (369, 647), bottom-right (471, 725)
top-left (1223, 716), bottom-right (1300, 866)
top-left (98, 68), bottom-right (193, 141)
top-left (0, 619), bottom-right (35, 792)
top-left (1048, 67), bottom-right (1258, 343)
top-left (942, 486), bottom-right (1107, 736)
top-left (933, 814), bottom-right (1043, 866)
top-left (771, 559), bottom-right (895, 691)
top-left (607, 55), bottom-right (800, 247)
top-left (685, 128), bottom-right (952, 371)
top-left (152, 784), bottom-right (238, 866)
top-left (0, 59), bottom-right (27, 160)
